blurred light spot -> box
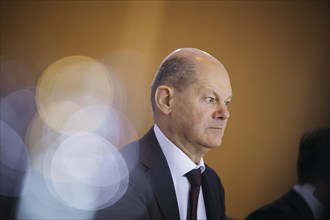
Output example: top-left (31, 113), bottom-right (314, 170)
top-left (36, 56), bottom-right (114, 134)
top-left (0, 97), bottom-right (21, 136)
top-left (60, 103), bottom-right (112, 135)
top-left (16, 170), bottom-right (95, 220)
top-left (26, 106), bottom-right (139, 176)
top-left (25, 112), bottom-right (56, 154)
top-left (25, 100), bottom-right (138, 213)
top-left (1, 89), bottom-right (36, 138)
top-left (0, 120), bottom-right (30, 196)
top-left (94, 107), bottom-right (139, 172)
top-left (47, 132), bottom-right (129, 210)
top-left (17, 54), bottom-right (140, 218)
top-left (95, 107), bottom-right (138, 148)
top-left (0, 88), bottom-right (35, 197)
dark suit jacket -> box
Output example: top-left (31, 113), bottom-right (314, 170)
top-left (246, 189), bottom-right (315, 220)
top-left (95, 127), bottom-right (226, 220)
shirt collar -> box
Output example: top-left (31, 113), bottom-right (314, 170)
top-left (153, 124), bottom-right (205, 178)
top-left (293, 183), bottom-right (324, 220)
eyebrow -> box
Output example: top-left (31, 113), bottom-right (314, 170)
top-left (225, 95), bottom-right (233, 100)
top-left (199, 88), bottom-right (232, 100)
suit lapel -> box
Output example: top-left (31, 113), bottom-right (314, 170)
top-left (202, 170), bottom-right (220, 220)
top-left (139, 128), bottom-right (180, 220)
top-left (286, 190), bottom-right (315, 220)
top-left (202, 167), bottom-right (227, 220)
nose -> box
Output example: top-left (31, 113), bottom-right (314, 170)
top-left (213, 104), bottom-right (230, 120)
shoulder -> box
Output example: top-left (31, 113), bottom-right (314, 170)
top-left (246, 197), bottom-right (292, 220)
top-left (246, 207), bottom-right (293, 220)
top-left (246, 190), bottom-right (313, 220)
top-left (202, 164), bottom-right (225, 197)
top-left (204, 164), bottom-right (222, 184)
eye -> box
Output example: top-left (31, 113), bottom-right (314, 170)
top-left (205, 97), bottom-right (216, 104)
top-left (224, 100), bottom-right (231, 106)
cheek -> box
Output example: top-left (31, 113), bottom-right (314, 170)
top-left (195, 110), bottom-right (212, 122)
top-left (176, 102), bottom-right (197, 120)
top-left (174, 99), bottom-right (210, 127)
top-left (189, 112), bottom-right (211, 132)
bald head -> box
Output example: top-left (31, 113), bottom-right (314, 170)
top-left (151, 48), bottom-right (227, 112)
top-left (167, 48), bottom-right (223, 64)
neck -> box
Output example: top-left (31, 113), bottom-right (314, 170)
top-left (176, 144), bottom-right (205, 163)
top-left (155, 122), bottom-right (207, 163)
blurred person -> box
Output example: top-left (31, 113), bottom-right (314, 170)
top-left (246, 127), bottom-right (330, 220)
top-left (96, 48), bottom-right (232, 220)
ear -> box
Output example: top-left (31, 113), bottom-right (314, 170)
top-left (155, 85), bottom-right (174, 115)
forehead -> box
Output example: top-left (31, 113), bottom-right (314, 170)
top-left (193, 61), bottom-right (232, 95)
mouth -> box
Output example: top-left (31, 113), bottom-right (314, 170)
top-left (209, 127), bottom-right (223, 130)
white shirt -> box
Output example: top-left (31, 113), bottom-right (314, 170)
top-left (154, 125), bottom-right (207, 220)
top-left (293, 183), bottom-right (324, 220)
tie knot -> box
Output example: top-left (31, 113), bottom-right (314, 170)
top-left (185, 168), bottom-right (201, 186)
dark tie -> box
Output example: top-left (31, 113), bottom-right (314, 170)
top-left (185, 168), bottom-right (202, 220)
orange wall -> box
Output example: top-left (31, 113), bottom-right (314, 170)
top-left (1, 1), bottom-right (329, 218)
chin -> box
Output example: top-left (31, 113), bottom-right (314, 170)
top-left (208, 140), bottom-right (222, 148)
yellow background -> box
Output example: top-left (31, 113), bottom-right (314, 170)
top-left (1, 1), bottom-right (329, 218)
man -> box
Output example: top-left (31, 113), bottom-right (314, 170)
top-left (246, 127), bottom-right (330, 220)
top-left (96, 48), bottom-right (232, 220)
